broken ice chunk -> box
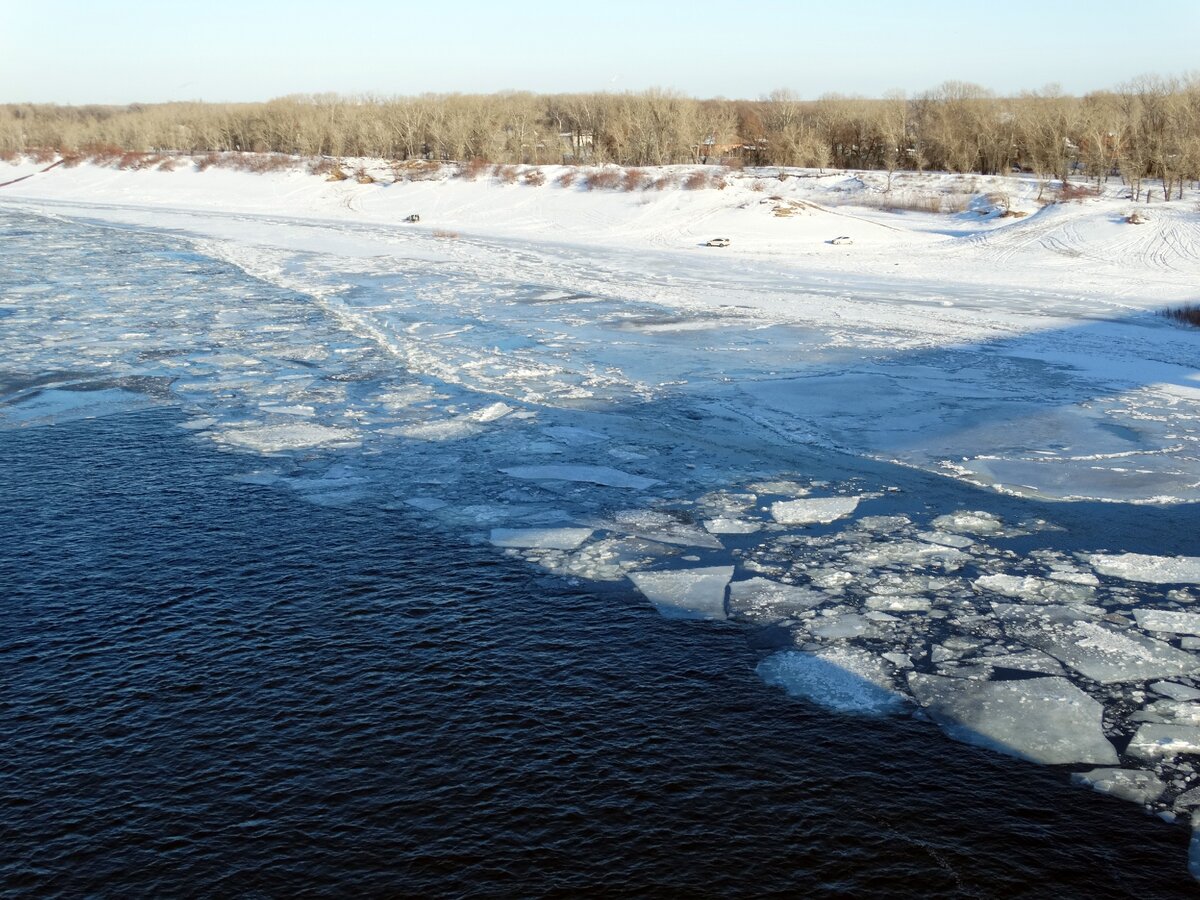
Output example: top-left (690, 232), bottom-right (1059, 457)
top-left (1134, 609), bottom-right (1200, 636)
top-left (994, 604), bottom-right (1200, 684)
top-left (974, 573), bottom-right (1094, 605)
top-left (917, 531), bottom-right (975, 549)
top-left (1091, 553), bottom-right (1200, 585)
top-left (865, 596), bottom-right (931, 613)
top-left (490, 527), bottom-right (594, 550)
top-left (216, 423), bottom-right (360, 452)
top-left (810, 612), bottom-right (877, 640)
top-left (770, 496), bottom-right (859, 525)
top-left (703, 517), bottom-right (762, 534)
top-left (727, 577), bottom-right (826, 624)
top-left (1070, 768), bottom-right (1166, 805)
top-left (1152, 682), bottom-right (1200, 702)
top-left (501, 464), bottom-right (658, 490)
top-left (757, 647), bottom-right (907, 715)
top-left (931, 510), bottom-right (1004, 535)
top-left (1127, 724), bottom-right (1200, 760)
top-left (907, 674), bottom-right (1118, 765)
top-left (628, 566), bottom-right (733, 620)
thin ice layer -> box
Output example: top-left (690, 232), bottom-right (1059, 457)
top-left (757, 647), bottom-right (907, 716)
top-left (628, 566), bottom-right (733, 620)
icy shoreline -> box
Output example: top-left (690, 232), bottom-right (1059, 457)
top-left (4, 160), bottom-right (1200, 881)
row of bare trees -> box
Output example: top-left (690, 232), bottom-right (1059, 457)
top-left (3, 77), bottom-right (1199, 198)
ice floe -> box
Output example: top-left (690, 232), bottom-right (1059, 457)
top-left (490, 527), bottom-right (594, 550)
top-left (769, 496), bottom-right (859, 525)
top-left (1091, 553), bottom-right (1200, 585)
top-left (1071, 768), bottom-right (1167, 805)
top-left (908, 674), bottom-right (1118, 765)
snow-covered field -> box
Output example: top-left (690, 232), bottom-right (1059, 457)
top-left (3, 157), bottom-right (1200, 879)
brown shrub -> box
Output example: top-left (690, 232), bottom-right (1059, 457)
top-left (495, 164), bottom-right (519, 184)
top-left (585, 168), bottom-right (622, 190)
top-left (556, 168), bottom-right (577, 188)
top-left (523, 168), bottom-right (545, 186)
top-left (1162, 304), bottom-right (1200, 326)
top-left (117, 151), bottom-right (148, 169)
top-left (1055, 181), bottom-right (1099, 203)
top-left (460, 157), bottom-right (489, 180)
top-left (432, 228), bottom-right (459, 239)
top-left (326, 166), bottom-right (349, 182)
top-left (750, 180), bottom-right (766, 192)
top-left (308, 157), bottom-right (339, 176)
top-left (396, 159), bottom-right (440, 182)
top-left (354, 167), bottom-right (375, 184)
top-left (157, 157), bottom-right (178, 172)
top-left (622, 168), bottom-right (648, 191)
top-left (29, 147), bottom-right (58, 163)
top-left (61, 153), bottom-right (85, 168)
top-left (651, 174), bottom-right (672, 191)
top-left (0, 149), bottom-right (18, 163)
top-left (194, 152), bottom-right (222, 172)
top-left (682, 170), bottom-right (709, 190)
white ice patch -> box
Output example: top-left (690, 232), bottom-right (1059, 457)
top-left (931, 510), bottom-right (1004, 535)
top-left (628, 565), bottom-right (733, 620)
top-left (501, 464), bottom-right (658, 490)
top-left (908, 674), bottom-right (1118, 766)
top-left (215, 423), bottom-right (360, 452)
top-left (1127, 724), bottom-right (1200, 760)
top-left (973, 573), bottom-right (1095, 605)
top-left (770, 496), bottom-right (859, 525)
top-left (490, 527), bottom-right (594, 550)
top-left (1071, 768), bottom-right (1166, 805)
top-left (757, 647), bottom-right (907, 716)
top-left (1091, 553), bottom-right (1200, 585)
top-left (1134, 609), bottom-right (1200, 635)
top-left (703, 517), bottom-right (762, 534)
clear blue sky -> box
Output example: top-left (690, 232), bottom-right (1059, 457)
top-left (3, 0), bottom-right (1197, 104)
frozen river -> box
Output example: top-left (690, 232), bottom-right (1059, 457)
top-left (3, 204), bottom-right (1200, 892)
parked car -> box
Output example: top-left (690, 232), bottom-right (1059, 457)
top-left (705, 237), bottom-right (731, 247)
top-left (830, 235), bottom-right (853, 245)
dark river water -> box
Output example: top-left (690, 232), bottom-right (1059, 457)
top-left (2, 409), bottom-right (1195, 898)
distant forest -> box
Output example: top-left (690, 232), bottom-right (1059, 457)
top-left (4, 76), bottom-right (1199, 198)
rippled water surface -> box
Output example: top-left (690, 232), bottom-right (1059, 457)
top-left (2, 209), bottom-right (1198, 898)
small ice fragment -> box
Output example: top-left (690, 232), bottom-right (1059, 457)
top-left (907, 674), bottom-right (1118, 765)
top-left (704, 517), bottom-right (762, 534)
top-left (757, 647), bottom-right (907, 715)
top-left (490, 527), bottom-right (594, 550)
top-left (866, 596), bottom-right (931, 613)
top-left (502, 464), bottom-right (658, 490)
top-left (629, 566), bottom-right (733, 620)
top-left (217, 423), bottom-right (359, 452)
top-left (770, 496), bottom-right (859, 525)
top-left (1134, 610), bottom-right (1200, 636)
top-left (917, 531), bottom-right (975, 549)
top-left (974, 573), bottom-right (1094, 605)
top-left (1090, 553), bottom-right (1200, 585)
top-left (466, 402), bottom-right (513, 423)
top-left (405, 496), bottom-right (448, 511)
top-left (931, 510), bottom-right (1004, 535)
top-left (1127, 724), bottom-right (1200, 760)
top-left (1071, 768), bottom-right (1166, 805)
top-left (811, 613), bottom-right (876, 640)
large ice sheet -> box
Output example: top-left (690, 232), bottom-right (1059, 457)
top-left (1091, 553), bottom-right (1200, 585)
top-left (216, 423), bottom-right (360, 452)
top-left (757, 647), bottom-right (907, 716)
top-left (501, 464), bottom-right (658, 490)
top-left (628, 566), bottom-right (733, 620)
top-left (770, 496), bottom-right (859, 525)
top-left (994, 604), bottom-right (1200, 684)
top-left (908, 674), bottom-right (1118, 765)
